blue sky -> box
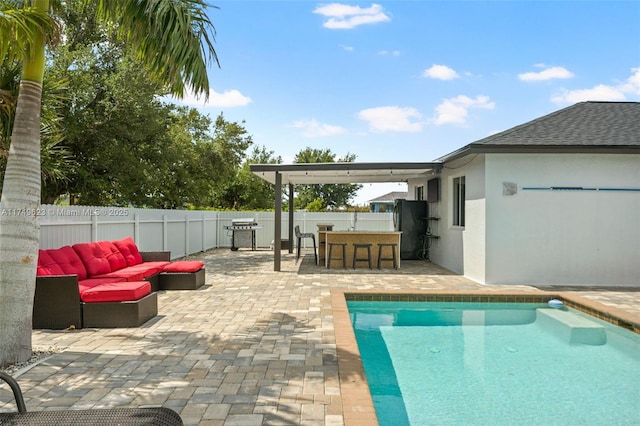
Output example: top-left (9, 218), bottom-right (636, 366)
top-left (172, 1), bottom-right (640, 204)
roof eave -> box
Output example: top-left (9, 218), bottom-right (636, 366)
top-left (438, 144), bottom-right (640, 164)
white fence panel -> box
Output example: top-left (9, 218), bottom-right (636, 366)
top-left (166, 219), bottom-right (187, 258)
top-left (187, 215), bottom-right (205, 254)
top-left (96, 220), bottom-right (136, 242)
top-left (203, 215), bottom-right (218, 250)
top-left (40, 221), bottom-right (92, 249)
top-left (136, 219), bottom-right (165, 252)
top-left (38, 205), bottom-right (394, 256)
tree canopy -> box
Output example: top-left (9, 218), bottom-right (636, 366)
top-left (1, 2), bottom-right (272, 210)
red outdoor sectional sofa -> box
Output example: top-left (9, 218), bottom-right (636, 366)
top-left (34, 236), bottom-right (205, 329)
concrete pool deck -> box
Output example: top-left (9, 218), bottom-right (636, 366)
top-left (1, 248), bottom-right (639, 425)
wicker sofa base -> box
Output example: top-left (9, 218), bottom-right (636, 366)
top-left (82, 292), bottom-right (158, 328)
top-left (33, 275), bottom-right (83, 330)
top-left (160, 268), bottom-right (205, 290)
top-left (145, 273), bottom-right (160, 292)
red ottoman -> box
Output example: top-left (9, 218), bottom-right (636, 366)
top-left (160, 261), bottom-right (205, 290)
top-left (81, 281), bottom-right (151, 303)
top-left (81, 281), bottom-right (158, 328)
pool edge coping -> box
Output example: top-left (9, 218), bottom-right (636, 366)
top-left (331, 289), bottom-right (640, 426)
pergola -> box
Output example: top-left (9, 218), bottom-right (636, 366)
top-left (250, 162), bottom-right (442, 271)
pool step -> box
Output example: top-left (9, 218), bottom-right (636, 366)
top-left (537, 308), bottom-right (606, 345)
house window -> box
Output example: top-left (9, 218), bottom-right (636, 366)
top-left (453, 176), bottom-right (465, 227)
top-left (415, 185), bottom-right (424, 201)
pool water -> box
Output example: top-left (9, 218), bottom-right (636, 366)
top-left (348, 301), bottom-right (640, 426)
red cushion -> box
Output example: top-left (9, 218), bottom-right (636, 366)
top-left (72, 242), bottom-right (112, 277)
top-left (102, 241), bottom-right (127, 271)
top-left (37, 250), bottom-right (66, 276)
top-left (113, 236), bottom-right (143, 267)
top-left (36, 265), bottom-right (52, 277)
top-left (92, 269), bottom-right (145, 282)
top-left (80, 281), bottom-right (151, 303)
top-left (119, 262), bottom-right (170, 277)
top-left (163, 261), bottom-right (204, 273)
top-left (46, 246), bottom-right (88, 280)
top-left (78, 277), bottom-right (127, 294)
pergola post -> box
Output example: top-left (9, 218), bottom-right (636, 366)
top-left (274, 171), bottom-right (282, 271)
top-left (288, 183), bottom-right (294, 254)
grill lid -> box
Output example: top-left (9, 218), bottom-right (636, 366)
top-left (231, 218), bottom-right (256, 225)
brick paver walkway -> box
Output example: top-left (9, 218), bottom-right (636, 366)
top-left (2, 248), bottom-right (639, 425)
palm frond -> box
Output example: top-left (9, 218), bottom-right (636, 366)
top-left (94, 0), bottom-right (219, 99)
top-left (40, 122), bottom-right (72, 184)
top-left (0, 56), bottom-right (21, 140)
top-left (0, 3), bottom-right (60, 62)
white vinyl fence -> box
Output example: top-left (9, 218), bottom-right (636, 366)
top-left (38, 205), bottom-right (394, 259)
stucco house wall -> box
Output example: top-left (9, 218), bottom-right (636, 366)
top-left (412, 155), bottom-right (487, 281)
top-left (411, 152), bottom-right (639, 287)
top-left (484, 153), bottom-right (640, 286)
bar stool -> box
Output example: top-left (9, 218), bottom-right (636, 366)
top-left (377, 243), bottom-right (398, 269)
top-left (353, 243), bottom-right (373, 269)
top-left (327, 243), bottom-right (347, 269)
top-left (295, 225), bottom-right (317, 265)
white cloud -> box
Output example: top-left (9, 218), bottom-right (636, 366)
top-left (423, 64), bottom-right (459, 81)
top-left (433, 95), bottom-right (495, 125)
top-left (618, 67), bottom-right (640, 95)
top-left (341, 45), bottom-right (354, 52)
top-left (176, 88), bottom-right (252, 107)
top-left (313, 3), bottom-right (390, 29)
top-left (519, 66), bottom-right (574, 82)
top-left (358, 106), bottom-right (423, 132)
top-left (289, 119), bottom-right (348, 137)
top-left (551, 85), bottom-right (626, 104)
top-left (551, 67), bottom-right (640, 104)
top-left (378, 50), bottom-right (400, 56)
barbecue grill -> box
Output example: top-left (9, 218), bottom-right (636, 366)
top-left (225, 218), bottom-right (260, 251)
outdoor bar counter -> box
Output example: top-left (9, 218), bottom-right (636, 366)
top-left (323, 230), bottom-right (401, 269)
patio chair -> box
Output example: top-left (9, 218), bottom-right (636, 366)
top-left (0, 371), bottom-right (26, 414)
top-left (295, 225), bottom-right (317, 265)
top-left (0, 371), bottom-right (183, 425)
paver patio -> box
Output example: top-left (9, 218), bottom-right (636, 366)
top-left (1, 248), bottom-right (639, 425)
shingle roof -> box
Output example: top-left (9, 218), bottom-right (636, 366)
top-left (437, 101), bottom-right (640, 162)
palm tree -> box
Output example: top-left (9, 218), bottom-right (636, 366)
top-left (0, 0), bottom-right (218, 366)
top-left (1, 55), bottom-right (74, 204)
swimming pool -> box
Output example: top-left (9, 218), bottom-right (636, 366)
top-left (347, 300), bottom-right (640, 425)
